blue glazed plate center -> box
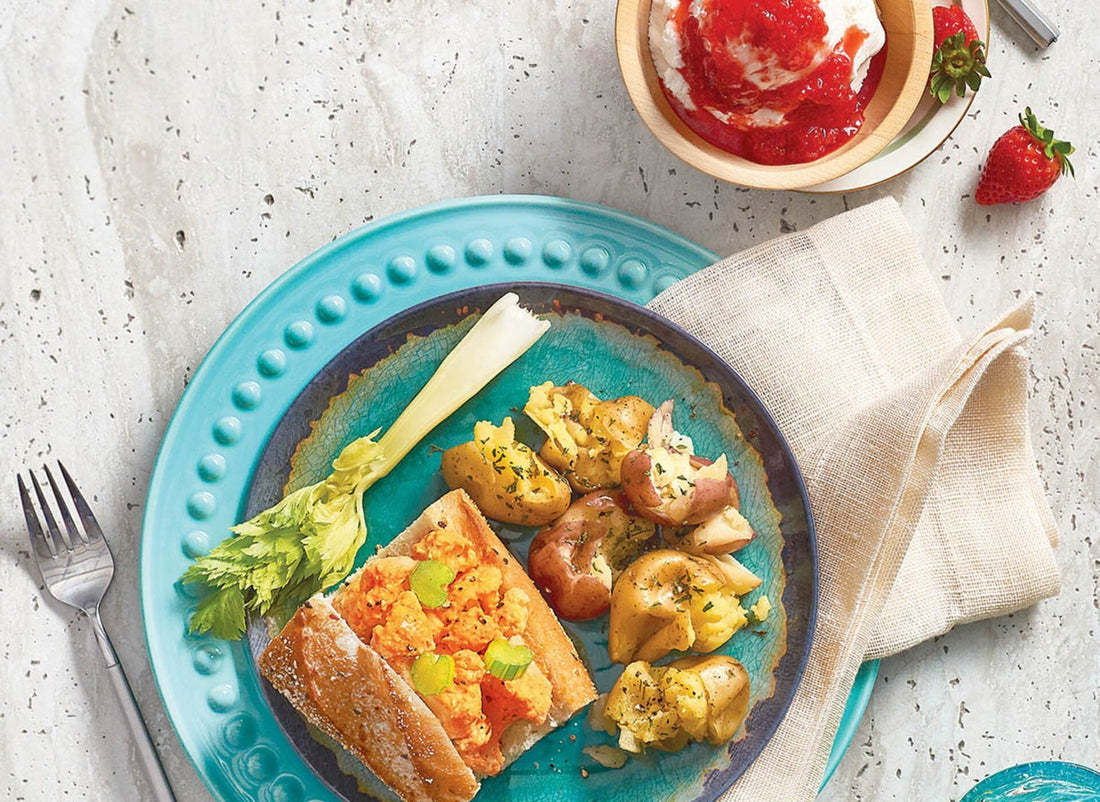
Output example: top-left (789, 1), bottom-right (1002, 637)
top-left (246, 284), bottom-right (815, 802)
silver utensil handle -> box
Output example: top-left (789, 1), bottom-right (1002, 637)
top-left (91, 612), bottom-right (177, 801)
top-left (994, 0), bottom-right (1060, 47)
top-left (106, 664), bottom-right (178, 801)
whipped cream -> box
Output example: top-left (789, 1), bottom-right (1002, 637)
top-left (649, 0), bottom-right (696, 110)
top-left (648, 0), bottom-right (886, 128)
top-left (820, 0), bottom-right (887, 90)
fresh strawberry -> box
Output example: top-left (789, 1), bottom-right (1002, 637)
top-left (929, 5), bottom-right (990, 103)
top-left (933, 4), bottom-right (980, 44)
top-left (975, 108), bottom-right (1075, 205)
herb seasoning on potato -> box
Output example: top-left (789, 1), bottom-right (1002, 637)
top-left (608, 549), bottom-right (751, 664)
top-left (440, 382), bottom-right (769, 762)
top-left (527, 490), bottom-right (656, 620)
top-left (594, 655), bottom-right (751, 753)
top-left (440, 417), bottom-right (572, 526)
top-left (524, 382), bottom-right (653, 492)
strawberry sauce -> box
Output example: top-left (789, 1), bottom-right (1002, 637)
top-left (658, 0), bottom-right (885, 165)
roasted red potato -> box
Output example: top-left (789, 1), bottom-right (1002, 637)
top-left (619, 401), bottom-right (740, 527)
top-left (526, 490), bottom-right (655, 621)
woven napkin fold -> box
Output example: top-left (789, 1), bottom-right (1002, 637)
top-left (646, 197), bottom-right (1060, 800)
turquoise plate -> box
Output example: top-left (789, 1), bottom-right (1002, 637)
top-left (246, 282), bottom-right (807, 801)
top-left (961, 762), bottom-right (1100, 801)
top-left (139, 195), bottom-right (878, 801)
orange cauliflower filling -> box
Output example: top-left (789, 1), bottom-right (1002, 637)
top-left (334, 527), bottom-right (551, 775)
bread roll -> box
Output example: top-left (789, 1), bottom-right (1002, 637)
top-left (260, 489), bottom-right (597, 802)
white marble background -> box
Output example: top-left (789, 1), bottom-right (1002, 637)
top-left (1, 0), bottom-right (1097, 800)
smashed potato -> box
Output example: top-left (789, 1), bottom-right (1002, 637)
top-left (600, 655), bottom-right (750, 752)
top-left (524, 382), bottom-right (653, 492)
top-left (662, 506), bottom-right (756, 555)
top-left (703, 553), bottom-right (764, 596)
top-left (608, 550), bottom-right (748, 664)
top-left (619, 401), bottom-right (740, 527)
top-left (440, 417), bottom-right (571, 526)
top-left (527, 490), bottom-right (656, 621)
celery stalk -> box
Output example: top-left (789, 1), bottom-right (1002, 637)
top-left (374, 292), bottom-right (550, 478)
top-left (182, 293), bottom-right (549, 640)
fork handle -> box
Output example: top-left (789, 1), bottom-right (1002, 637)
top-left (91, 612), bottom-right (177, 801)
top-left (994, 0), bottom-right (1059, 47)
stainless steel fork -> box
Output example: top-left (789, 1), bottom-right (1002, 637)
top-left (18, 463), bottom-right (176, 801)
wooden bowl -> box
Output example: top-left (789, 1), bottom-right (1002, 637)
top-left (615, 0), bottom-right (934, 190)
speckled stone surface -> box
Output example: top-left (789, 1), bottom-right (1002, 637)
top-left (1, 2), bottom-right (1097, 801)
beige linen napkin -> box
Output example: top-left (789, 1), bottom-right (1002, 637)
top-left (647, 197), bottom-right (1060, 800)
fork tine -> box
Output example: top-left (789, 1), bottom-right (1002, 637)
top-left (30, 471), bottom-right (74, 551)
top-left (58, 462), bottom-right (105, 543)
top-left (18, 474), bottom-right (58, 558)
top-left (45, 465), bottom-right (87, 545)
